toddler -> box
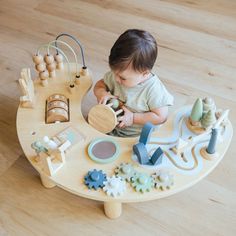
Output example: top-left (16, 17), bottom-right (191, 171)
top-left (94, 29), bottom-right (174, 137)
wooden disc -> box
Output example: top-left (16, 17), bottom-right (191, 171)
top-left (88, 104), bottom-right (117, 133)
top-left (46, 108), bottom-right (68, 123)
top-left (185, 117), bottom-right (205, 134)
top-left (47, 100), bottom-right (68, 111)
top-left (47, 94), bottom-right (68, 104)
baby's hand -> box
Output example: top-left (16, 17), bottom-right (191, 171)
top-left (98, 92), bottom-right (117, 105)
top-left (117, 106), bottom-right (134, 128)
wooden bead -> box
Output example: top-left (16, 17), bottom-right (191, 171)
top-left (44, 54), bottom-right (54, 64)
top-left (49, 71), bottom-right (56, 78)
top-left (46, 62), bottom-right (56, 72)
top-left (54, 53), bottom-right (63, 63)
top-left (32, 54), bottom-right (43, 64)
top-left (41, 79), bottom-right (48, 87)
top-left (57, 62), bottom-right (64, 70)
top-left (35, 63), bottom-right (46, 72)
top-left (39, 70), bottom-right (49, 80)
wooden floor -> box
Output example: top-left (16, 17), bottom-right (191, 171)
top-left (0, 0), bottom-right (236, 235)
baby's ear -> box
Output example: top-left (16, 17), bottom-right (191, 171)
top-left (142, 70), bottom-right (150, 78)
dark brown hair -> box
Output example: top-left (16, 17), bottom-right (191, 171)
top-left (109, 29), bottom-right (157, 72)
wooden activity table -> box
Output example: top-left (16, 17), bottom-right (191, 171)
top-left (16, 64), bottom-right (233, 219)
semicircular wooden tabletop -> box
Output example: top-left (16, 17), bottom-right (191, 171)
top-left (16, 64), bottom-right (233, 203)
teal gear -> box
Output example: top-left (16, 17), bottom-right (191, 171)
top-left (130, 172), bottom-right (154, 193)
top-left (114, 163), bottom-right (136, 182)
top-left (84, 169), bottom-right (107, 190)
top-left (152, 170), bottom-right (174, 190)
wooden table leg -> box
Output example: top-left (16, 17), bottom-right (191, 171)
top-left (40, 174), bottom-right (56, 188)
top-left (104, 201), bottom-right (122, 219)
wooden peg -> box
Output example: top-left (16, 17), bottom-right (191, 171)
top-left (80, 66), bottom-right (88, 76)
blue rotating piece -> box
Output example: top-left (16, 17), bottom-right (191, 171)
top-left (139, 122), bottom-right (154, 145)
top-left (150, 147), bottom-right (164, 165)
top-left (84, 169), bottom-right (107, 190)
top-left (133, 143), bottom-right (149, 165)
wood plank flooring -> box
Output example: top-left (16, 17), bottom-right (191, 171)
top-left (0, 0), bottom-right (235, 235)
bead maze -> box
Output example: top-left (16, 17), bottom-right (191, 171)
top-left (16, 33), bottom-right (233, 219)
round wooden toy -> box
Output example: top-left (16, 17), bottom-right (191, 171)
top-left (88, 138), bottom-right (120, 164)
top-left (88, 103), bottom-right (123, 134)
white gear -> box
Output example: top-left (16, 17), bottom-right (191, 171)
top-left (152, 170), bottom-right (174, 190)
top-left (103, 176), bottom-right (126, 197)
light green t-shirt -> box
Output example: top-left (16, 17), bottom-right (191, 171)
top-left (103, 71), bottom-right (174, 137)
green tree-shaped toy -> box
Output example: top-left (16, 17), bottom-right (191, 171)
top-left (201, 109), bottom-right (216, 129)
top-left (190, 98), bottom-right (203, 124)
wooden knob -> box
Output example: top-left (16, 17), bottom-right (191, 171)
top-left (35, 63), bottom-right (46, 72)
top-left (54, 53), bottom-right (63, 63)
top-left (32, 54), bottom-right (43, 64)
top-left (46, 62), bottom-right (56, 72)
top-left (44, 54), bottom-right (54, 64)
top-left (39, 70), bottom-right (49, 80)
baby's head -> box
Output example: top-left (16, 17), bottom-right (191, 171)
top-left (109, 29), bottom-right (157, 87)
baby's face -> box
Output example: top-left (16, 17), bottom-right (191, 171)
top-left (113, 66), bottom-right (150, 88)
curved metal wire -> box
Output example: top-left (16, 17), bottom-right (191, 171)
top-left (48, 40), bottom-right (79, 77)
top-left (55, 33), bottom-right (86, 68)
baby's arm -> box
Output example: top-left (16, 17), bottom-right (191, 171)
top-left (134, 106), bottom-right (168, 125)
top-left (94, 79), bottom-right (116, 104)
